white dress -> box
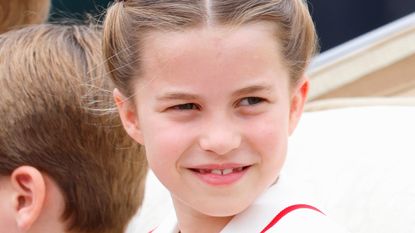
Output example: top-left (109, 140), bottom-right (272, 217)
top-left (151, 175), bottom-right (350, 233)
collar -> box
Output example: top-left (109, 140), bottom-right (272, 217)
top-left (220, 174), bottom-right (303, 232)
top-left (152, 174), bottom-right (309, 233)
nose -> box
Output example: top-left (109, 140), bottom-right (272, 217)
top-left (198, 116), bottom-right (241, 155)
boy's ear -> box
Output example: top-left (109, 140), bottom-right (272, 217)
top-left (288, 75), bottom-right (309, 135)
top-left (10, 166), bottom-right (46, 231)
top-left (113, 88), bottom-right (144, 144)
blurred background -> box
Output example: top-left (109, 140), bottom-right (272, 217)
top-left (50, 0), bottom-right (415, 51)
top-left (48, 0), bottom-right (415, 101)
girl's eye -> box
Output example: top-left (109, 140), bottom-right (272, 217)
top-left (239, 97), bottom-right (265, 106)
top-left (170, 103), bottom-right (199, 110)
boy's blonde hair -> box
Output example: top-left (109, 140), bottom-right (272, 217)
top-left (0, 24), bottom-right (147, 233)
top-left (103, 0), bottom-right (318, 97)
top-left (0, 0), bottom-right (50, 33)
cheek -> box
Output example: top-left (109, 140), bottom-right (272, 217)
top-left (251, 109), bottom-right (289, 142)
top-left (141, 116), bottom-right (197, 170)
top-left (246, 109), bottom-right (291, 155)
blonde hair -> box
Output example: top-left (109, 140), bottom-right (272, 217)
top-left (103, 0), bottom-right (318, 97)
top-left (0, 0), bottom-right (50, 33)
top-left (0, 24), bottom-right (147, 233)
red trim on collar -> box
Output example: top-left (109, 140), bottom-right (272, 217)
top-left (150, 204), bottom-right (323, 233)
top-left (260, 204), bottom-right (324, 233)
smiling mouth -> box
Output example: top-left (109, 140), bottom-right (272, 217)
top-left (190, 166), bottom-right (250, 175)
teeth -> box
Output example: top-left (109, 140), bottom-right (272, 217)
top-left (211, 169), bottom-right (222, 175)
top-left (196, 168), bottom-right (246, 175)
top-left (222, 168), bottom-right (233, 175)
top-left (195, 167), bottom-right (247, 175)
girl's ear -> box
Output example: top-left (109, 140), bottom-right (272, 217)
top-left (288, 75), bottom-right (309, 135)
top-left (113, 88), bottom-right (144, 144)
top-left (10, 166), bottom-right (46, 231)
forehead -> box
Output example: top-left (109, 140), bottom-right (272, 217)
top-left (140, 22), bottom-right (287, 80)
top-left (143, 22), bottom-right (277, 53)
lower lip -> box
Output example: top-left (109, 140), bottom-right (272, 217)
top-left (191, 167), bottom-right (249, 186)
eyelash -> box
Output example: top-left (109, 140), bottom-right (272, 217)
top-left (168, 97), bottom-right (266, 111)
top-left (238, 97), bottom-right (266, 107)
top-left (169, 103), bottom-right (200, 111)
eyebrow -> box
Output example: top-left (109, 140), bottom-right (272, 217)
top-left (232, 84), bottom-right (274, 97)
top-left (156, 84), bottom-right (274, 101)
top-left (156, 92), bottom-right (199, 101)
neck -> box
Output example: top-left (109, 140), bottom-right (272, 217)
top-left (173, 199), bottom-right (233, 233)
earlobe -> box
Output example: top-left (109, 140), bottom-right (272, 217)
top-left (288, 76), bottom-right (309, 135)
top-left (113, 88), bottom-right (144, 144)
top-left (10, 166), bottom-right (46, 231)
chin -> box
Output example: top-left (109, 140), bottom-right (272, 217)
top-left (198, 200), bottom-right (250, 217)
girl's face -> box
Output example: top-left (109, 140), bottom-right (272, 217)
top-left (116, 22), bottom-right (308, 224)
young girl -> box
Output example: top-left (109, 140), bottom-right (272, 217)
top-left (103, 0), bottom-right (350, 232)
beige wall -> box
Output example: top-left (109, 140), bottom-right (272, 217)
top-left (307, 13), bottom-right (415, 101)
top-left (314, 54), bottom-right (415, 100)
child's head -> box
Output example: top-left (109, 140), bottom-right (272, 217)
top-left (0, 0), bottom-right (50, 33)
top-left (103, 0), bottom-right (317, 96)
top-left (103, 0), bottom-right (317, 230)
top-left (0, 24), bottom-right (147, 233)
